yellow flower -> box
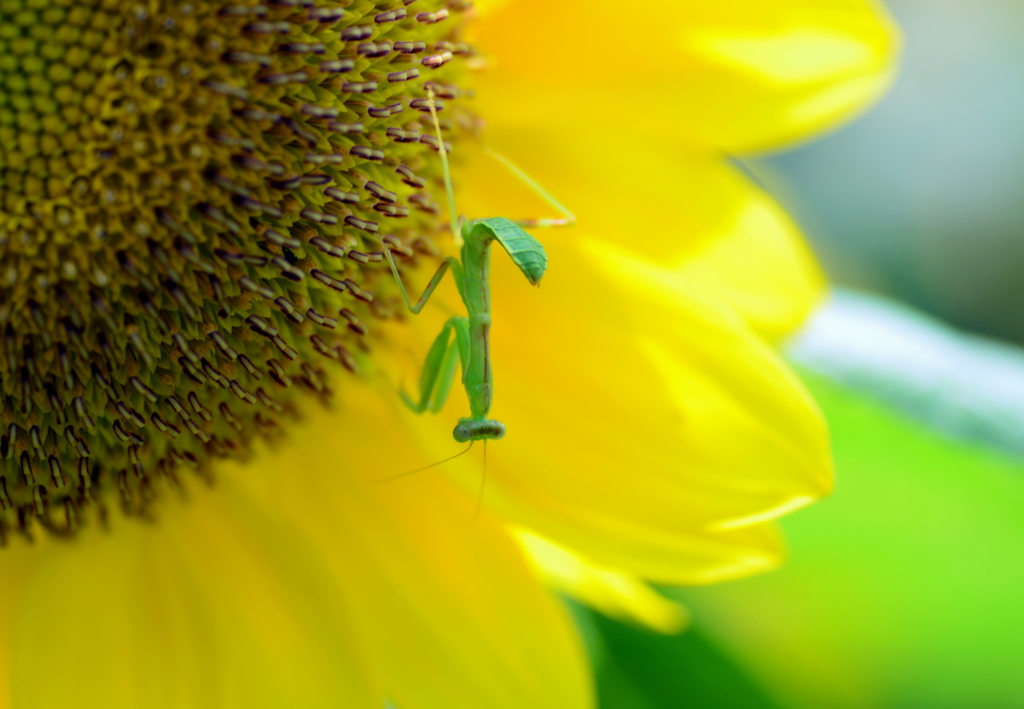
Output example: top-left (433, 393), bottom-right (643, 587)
top-left (0, 0), bottom-right (898, 707)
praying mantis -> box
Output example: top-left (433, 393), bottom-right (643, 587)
top-left (380, 88), bottom-right (575, 444)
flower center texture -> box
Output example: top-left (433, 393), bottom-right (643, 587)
top-left (0, 0), bottom-right (475, 541)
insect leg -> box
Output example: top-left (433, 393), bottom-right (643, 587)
top-left (381, 85), bottom-right (469, 313)
top-left (484, 146), bottom-right (577, 229)
top-left (380, 246), bottom-right (459, 315)
top-left (400, 316), bottom-right (470, 414)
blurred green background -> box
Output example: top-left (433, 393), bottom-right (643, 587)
top-left (580, 374), bottom-right (1024, 709)
top-left (581, 1), bottom-right (1024, 706)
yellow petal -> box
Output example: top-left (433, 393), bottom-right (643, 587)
top-left (222, 388), bottom-right (594, 709)
top-left (517, 530), bottom-right (689, 634)
top-left (582, 238), bottom-right (833, 505)
top-left (673, 185), bottom-right (826, 339)
top-left (0, 545), bottom-right (35, 709)
top-left (455, 139), bottom-right (824, 337)
top-left (8, 481), bottom-right (379, 709)
top-left (471, 0), bottom-right (899, 152)
top-left (671, 3), bottom-right (900, 151)
top-left (471, 0), bottom-right (512, 14)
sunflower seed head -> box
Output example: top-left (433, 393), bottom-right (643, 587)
top-left (0, 0), bottom-right (477, 540)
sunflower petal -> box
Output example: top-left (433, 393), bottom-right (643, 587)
top-left (9, 482), bottom-right (378, 709)
top-left (672, 185), bottom-right (826, 339)
top-left (0, 546), bottom-right (36, 709)
top-left (472, 0), bottom-right (512, 14)
top-left (456, 139), bottom-right (824, 337)
top-left (223, 389), bottom-right (594, 709)
top-left (670, 1), bottom-right (900, 151)
top-left (517, 530), bottom-right (690, 634)
top-left (472, 0), bottom-right (899, 152)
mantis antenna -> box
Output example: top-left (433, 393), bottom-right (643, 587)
top-left (425, 85), bottom-right (575, 237)
top-left (483, 146), bottom-right (577, 229)
top-left (374, 441), bottom-right (475, 484)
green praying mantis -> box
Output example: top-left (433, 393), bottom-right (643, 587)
top-left (380, 88), bottom-right (575, 447)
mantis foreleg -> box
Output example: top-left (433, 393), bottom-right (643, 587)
top-left (381, 249), bottom-right (464, 315)
top-left (400, 316), bottom-right (470, 414)
top-left (484, 147), bottom-right (577, 229)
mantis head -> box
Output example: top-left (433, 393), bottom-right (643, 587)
top-left (453, 418), bottom-right (506, 443)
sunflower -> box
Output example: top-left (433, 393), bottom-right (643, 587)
top-left (0, 0), bottom-right (897, 706)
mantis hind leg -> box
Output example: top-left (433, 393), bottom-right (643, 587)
top-left (401, 316), bottom-right (470, 414)
top-left (484, 146), bottom-right (576, 229)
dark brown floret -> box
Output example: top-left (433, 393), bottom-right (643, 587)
top-left (0, 0), bottom-right (478, 540)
